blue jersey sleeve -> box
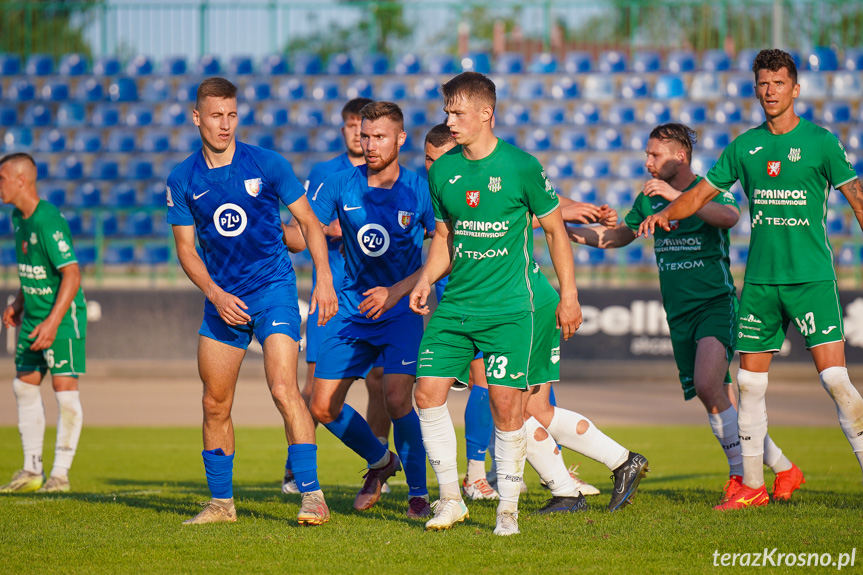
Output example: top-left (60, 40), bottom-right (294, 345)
top-left (419, 178), bottom-right (435, 232)
top-left (166, 170), bottom-right (193, 226)
top-left (264, 152), bottom-right (306, 207)
top-left (311, 174), bottom-right (339, 226)
top-left (306, 163), bottom-right (328, 202)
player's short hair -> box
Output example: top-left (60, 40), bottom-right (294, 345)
top-left (441, 71), bottom-right (496, 111)
top-left (425, 123), bottom-right (455, 148)
top-left (360, 101), bottom-right (404, 131)
top-left (195, 77), bottom-right (238, 110)
top-left (0, 152), bottom-right (36, 168)
top-left (342, 98), bottom-right (374, 121)
top-left (649, 123), bottom-right (698, 164)
top-left (752, 49), bottom-right (798, 85)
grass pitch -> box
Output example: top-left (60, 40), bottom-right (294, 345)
top-left (1, 425), bottom-right (861, 574)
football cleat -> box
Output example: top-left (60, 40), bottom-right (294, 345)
top-left (607, 452), bottom-right (649, 512)
top-left (425, 499), bottom-right (469, 531)
top-left (281, 469), bottom-right (300, 494)
top-left (297, 491), bottom-right (330, 525)
top-left (182, 498), bottom-right (237, 525)
top-left (463, 476), bottom-right (500, 500)
top-left (569, 464), bottom-right (601, 496)
top-left (353, 451), bottom-right (401, 511)
top-left (407, 495), bottom-right (432, 519)
top-left (535, 493), bottom-right (588, 514)
top-left (37, 475), bottom-right (70, 493)
top-left (719, 475), bottom-right (743, 505)
top-left (493, 510), bottom-right (520, 536)
top-left (0, 470), bottom-right (44, 493)
top-left (772, 463), bottom-right (805, 502)
top-left (714, 483), bottom-right (769, 510)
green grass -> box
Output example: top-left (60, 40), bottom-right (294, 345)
top-left (1, 426), bottom-right (861, 574)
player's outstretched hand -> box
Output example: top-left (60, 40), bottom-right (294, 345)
top-left (561, 202), bottom-right (603, 225)
top-left (637, 213), bottom-right (671, 237)
top-left (323, 218), bottom-right (343, 241)
top-left (210, 288), bottom-right (251, 326)
top-left (359, 286), bottom-right (399, 320)
top-left (597, 204), bottom-right (618, 228)
top-left (643, 178), bottom-right (682, 202)
top-left (409, 279), bottom-right (431, 315)
top-left (556, 294), bottom-right (582, 341)
top-left (311, 280), bottom-right (338, 326)
top-left (27, 317), bottom-right (60, 351)
top-left (2, 303), bottom-right (22, 329)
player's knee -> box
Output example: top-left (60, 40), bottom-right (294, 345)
top-left (309, 397), bottom-right (337, 424)
top-left (201, 393), bottom-right (230, 419)
top-left (737, 369), bottom-right (768, 399)
top-left (576, 419), bottom-right (590, 435)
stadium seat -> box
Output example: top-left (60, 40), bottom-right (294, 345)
top-left (822, 101), bottom-right (851, 124)
top-left (62, 211), bottom-right (82, 235)
top-left (563, 51), bottom-right (592, 73)
top-left (643, 102), bottom-right (671, 124)
top-left (142, 129), bottom-right (172, 153)
top-left (2, 127), bottom-right (34, 152)
top-left (702, 49), bottom-right (732, 72)
top-left (362, 53), bottom-right (389, 75)
top-left (310, 79), bottom-right (340, 101)
top-left (72, 130), bottom-right (102, 153)
top-left (500, 103), bottom-right (530, 126)
top-left (529, 53), bottom-right (558, 74)
top-left (582, 157), bottom-right (611, 179)
top-left (594, 128), bottom-right (623, 151)
top-left (0, 105), bottom-right (16, 127)
top-left (537, 105), bottom-right (567, 126)
top-left (843, 48), bottom-right (863, 71)
top-left (312, 129), bottom-right (342, 153)
top-left (73, 182), bottom-right (101, 207)
top-left (124, 105), bottom-right (154, 127)
top-left (713, 101), bottom-right (742, 124)
top-left (380, 79), bottom-right (408, 101)
top-left (36, 129), bottom-right (66, 153)
top-left (735, 49), bottom-right (760, 71)
top-left (126, 55), bottom-right (154, 76)
top-left (93, 56), bottom-right (122, 76)
top-left (726, 74), bottom-right (754, 98)
top-left (123, 211), bottom-right (154, 237)
top-left (667, 50), bottom-right (696, 73)
top-left (402, 105), bottom-right (428, 127)
top-left (346, 78), bottom-right (373, 99)
top-left (620, 76), bottom-right (650, 99)
top-left (625, 129), bottom-right (648, 151)
top-left (701, 128), bottom-right (732, 150)
top-left (545, 154), bottom-right (575, 179)
top-left (632, 51), bottom-right (661, 73)
top-left (108, 182), bottom-right (138, 208)
top-left (175, 81), bottom-right (199, 102)
top-left (598, 50), bottom-right (626, 73)
top-left (293, 52), bottom-right (322, 75)
top-left (847, 126), bottom-right (863, 150)
top-left (796, 100), bottom-right (815, 121)
top-left (242, 80), bottom-right (271, 102)
top-left (92, 105), bottom-right (121, 128)
top-left (616, 157), bottom-right (647, 179)
top-left (142, 181), bottom-right (166, 207)
top-left (624, 245), bottom-right (648, 265)
top-left (516, 78), bottom-right (545, 100)
top-left (797, 72), bottom-right (829, 99)
top-left (177, 129), bottom-right (200, 153)
top-left (583, 75), bottom-right (615, 101)
top-left (23, 104), bottom-right (52, 127)
top-left (142, 78), bottom-right (171, 102)
top-left (568, 180), bottom-right (599, 203)
top-left (327, 53), bottom-right (355, 75)
top-left (44, 184), bottom-right (67, 207)
top-left (605, 179), bottom-right (635, 206)
top-left (495, 52), bottom-right (524, 74)
top-left (394, 53), bottom-right (421, 75)
top-left (678, 101), bottom-right (707, 124)
top-left (805, 47), bottom-right (838, 72)
top-left (413, 76), bottom-right (440, 100)
top-left (653, 74), bottom-right (687, 99)
top-left (461, 53), bottom-right (491, 74)
top-left (0, 53), bottom-right (21, 75)
top-left (74, 243), bottom-right (97, 266)
top-left (26, 53), bottom-right (54, 76)
top-left (243, 129), bottom-right (274, 150)
top-left (275, 78), bottom-right (304, 100)
top-left (558, 128), bottom-right (589, 151)
top-left (832, 71), bottom-right (861, 99)
top-left (104, 243), bottom-right (135, 265)
top-left (161, 55), bottom-right (187, 75)
top-left (572, 102), bottom-right (602, 125)
top-left (56, 102), bottom-right (86, 127)
top-left (295, 104), bottom-right (325, 127)
top-left (0, 245), bottom-right (16, 266)
top-left (574, 247), bottom-right (605, 266)
top-left (426, 54), bottom-right (456, 74)
top-left (837, 245), bottom-right (862, 267)
top-left (260, 104), bottom-right (288, 127)
top-left (91, 158), bottom-right (119, 180)
top-left (41, 80), bottom-right (70, 101)
top-left (524, 128), bottom-right (552, 152)
top-left (108, 77), bottom-right (139, 102)
top-left (689, 72), bottom-right (722, 100)
top-left (260, 54), bottom-right (288, 75)
top-left (140, 243), bottom-right (171, 265)
top-left (826, 209), bottom-right (848, 233)
top-left (125, 159), bottom-right (154, 180)
top-left (35, 159), bottom-right (49, 180)
top-left (159, 103), bottom-right (187, 127)
top-left (491, 75), bottom-right (511, 99)
top-left (280, 131), bottom-right (309, 153)
top-left (158, 156), bottom-right (183, 181)
top-left (196, 54), bottom-right (221, 75)
top-left (236, 102), bottom-right (256, 126)
top-left (75, 78), bottom-right (104, 102)
top-left (228, 55), bottom-right (254, 75)
top-left (8, 79), bottom-right (36, 101)
top-left (494, 128), bottom-right (518, 147)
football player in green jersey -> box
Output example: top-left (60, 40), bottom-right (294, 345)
top-left (639, 50), bottom-right (863, 509)
top-left (0, 153), bottom-right (86, 494)
top-left (570, 123), bottom-right (800, 506)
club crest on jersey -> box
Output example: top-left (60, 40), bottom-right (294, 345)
top-left (244, 178), bottom-right (262, 197)
top-left (668, 220), bottom-right (680, 231)
top-left (788, 148), bottom-right (801, 162)
top-left (767, 161), bottom-right (781, 177)
top-left (21, 241), bottom-right (27, 255)
top-left (466, 190), bottom-right (480, 208)
top-left (488, 177), bottom-right (501, 193)
top-left (398, 210), bottom-right (413, 229)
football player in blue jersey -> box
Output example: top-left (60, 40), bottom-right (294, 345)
top-left (167, 78), bottom-right (337, 526)
top-left (295, 101), bottom-right (433, 519)
top-left (281, 98), bottom-right (392, 495)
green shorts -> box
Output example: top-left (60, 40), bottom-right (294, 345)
top-left (16, 335), bottom-right (86, 376)
top-left (669, 294), bottom-right (736, 401)
top-left (418, 301), bottom-right (560, 390)
top-left (737, 280), bottom-right (844, 353)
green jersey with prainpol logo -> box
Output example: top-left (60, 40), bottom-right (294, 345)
top-left (625, 175), bottom-right (738, 322)
top-left (428, 139), bottom-right (560, 315)
top-left (705, 118), bottom-right (857, 284)
top-left (13, 201), bottom-right (87, 339)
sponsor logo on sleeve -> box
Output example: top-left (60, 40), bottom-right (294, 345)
top-left (166, 185), bottom-right (174, 207)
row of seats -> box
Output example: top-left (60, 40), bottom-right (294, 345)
top-left (1, 46), bottom-right (859, 78)
top-left (0, 241), bottom-right (171, 267)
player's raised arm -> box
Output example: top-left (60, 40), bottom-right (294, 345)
top-left (410, 220), bottom-right (452, 315)
top-left (537, 207), bottom-right (582, 340)
top-left (288, 194), bottom-right (338, 325)
top-left (568, 222), bottom-right (637, 249)
top-left (637, 178), bottom-right (720, 237)
top-left (171, 224), bottom-right (250, 326)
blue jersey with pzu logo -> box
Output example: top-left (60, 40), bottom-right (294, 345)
top-left (312, 164), bottom-right (434, 323)
top-left (166, 142), bottom-right (306, 304)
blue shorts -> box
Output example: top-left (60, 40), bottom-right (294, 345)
top-left (314, 313), bottom-right (423, 379)
top-left (305, 310), bottom-right (383, 369)
top-left (200, 301), bottom-right (301, 350)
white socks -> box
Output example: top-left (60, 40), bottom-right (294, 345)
top-left (708, 407), bottom-right (743, 477)
top-left (762, 435), bottom-right (792, 473)
top-left (819, 366), bottom-right (863, 477)
top-left (546, 407), bottom-right (628, 470)
top-left (524, 417), bottom-right (578, 497)
top-left (51, 390), bottom-right (83, 478)
top-left (466, 459), bottom-right (486, 484)
top-left (494, 425), bottom-right (526, 513)
top-left (737, 369), bottom-right (769, 488)
top-left (417, 403), bottom-right (460, 500)
top-left (13, 379), bottom-right (45, 475)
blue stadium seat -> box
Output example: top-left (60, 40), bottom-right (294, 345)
top-left (625, 130), bottom-right (648, 151)
top-left (594, 128), bottom-right (623, 151)
top-left (362, 53), bottom-right (389, 75)
top-left (394, 53), bottom-right (421, 75)
top-left (725, 75), bottom-right (753, 98)
top-left (62, 211), bottom-right (82, 236)
top-left (75, 78), bottom-right (104, 102)
top-left (280, 131), bottom-right (309, 153)
top-left (104, 243), bottom-right (135, 265)
top-left (245, 129), bottom-right (275, 150)
top-left (243, 80), bottom-right (271, 102)
top-left (196, 54), bottom-right (221, 75)
top-left (413, 77), bottom-right (440, 100)
top-left (92, 104), bottom-right (121, 127)
top-left (500, 103), bottom-right (530, 126)
top-left (568, 180), bottom-right (598, 203)
top-left (495, 52), bottom-right (524, 74)
top-left (822, 101), bottom-right (851, 123)
top-left (598, 50), bottom-right (626, 73)
top-left (524, 129), bottom-right (552, 152)
top-left (176, 81), bottom-right (199, 102)
top-left (582, 157), bottom-right (611, 179)
top-left (735, 49), bottom-right (760, 71)
top-left (158, 156), bottom-right (183, 181)
top-left (847, 126), bottom-right (863, 150)
top-left (574, 246), bottom-right (606, 266)
top-left (0, 212), bottom-right (11, 235)
top-left (159, 103), bottom-right (187, 127)
top-left (26, 54), bottom-right (54, 76)
top-left (2, 127), bottom-right (34, 152)
top-left (826, 210), bottom-right (848, 233)
top-left (72, 130), bottom-right (101, 153)
top-left (23, 104), bottom-right (52, 127)
top-left (126, 55), bottom-right (154, 76)
top-left (795, 100), bottom-right (815, 122)
top-left (126, 159), bottom-right (154, 180)
top-left (142, 78), bottom-right (171, 102)
top-left (35, 159), bottom-right (49, 180)
top-left (653, 74), bottom-right (687, 99)
top-left (0, 54), bottom-right (21, 75)
top-left (837, 245), bottom-right (862, 267)
top-left (73, 182), bottom-right (101, 207)
top-left (798, 72), bottom-right (829, 99)
top-left (346, 78), bottom-right (373, 99)
top-left (605, 180), bottom-right (635, 206)
top-left (492, 76), bottom-right (511, 99)
top-left (260, 104), bottom-right (288, 127)
top-left (702, 49), bottom-right (731, 72)
top-left (140, 243), bottom-right (171, 265)
top-left (108, 183), bottom-right (138, 207)
top-left (295, 104), bottom-right (325, 127)
top-left (56, 102), bottom-right (86, 127)
top-left (237, 102), bottom-right (256, 126)
top-left (537, 105), bottom-right (566, 126)
top-left (36, 129), bottom-right (66, 153)
top-left (667, 50), bottom-right (696, 73)
top-left (177, 129), bottom-right (200, 153)
top-left (260, 54), bottom-right (288, 75)
top-left (713, 101), bottom-right (742, 124)
top-left (310, 79), bottom-right (340, 101)
top-left (327, 53), bottom-right (355, 75)
top-left (729, 245), bottom-right (749, 265)
top-left (632, 51), bottom-right (661, 73)
top-left (643, 102), bottom-right (671, 124)
top-left (494, 128), bottom-right (518, 147)
top-left (43, 185), bottom-right (67, 208)
top-left (546, 154), bottom-right (575, 179)
top-left (74, 243), bottom-right (97, 266)
top-left (293, 52), bottom-right (322, 75)
top-left (0, 245), bottom-right (16, 267)
top-left (228, 55), bottom-right (254, 75)
top-left (312, 129), bottom-right (342, 153)
top-left (805, 47), bottom-right (838, 72)
top-left (8, 79), bottom-right (36, 101)
top-left (41, 80), bottom-right (70, 101)
top-left (620, 76), bottom-right (650, 99)
top-left (276, 78), bottom-right (304, 100)
top-left (529, 53), bottom-right (557, 74)
top-left (701, 128), bottom-right (731, 150)
top-left (108, 77), bottom-right (138, 102)
top-left (844, 48), bottom-right (863, 71)
top-left (142, 129), bottom-right (172, 153)
top-left (516, 78), bottom-right (545, 100)
top-left (624, 245), bottom-right (649, 265)
top-left (143, 181), bottom-right (167, 207)
top-left (572, 102), bottom-right (601, 125)
top-left (558, 128), bottom-right (589, 151)
top-left (678, 101), bottom-right (707, 124)
top-left (161, 55), bottom-right (187, 75)
top-left (93, 56), bottom-right (121, 76)
top-left (124, 105), bottom-right (153, 127)
top-left (583, 75), bottom-right (615, 101)
top-left (0, 104), bottom-right (17, 127)
top-left (91, 158), bottom-right (119, 180)
top-left (402, 105), bottom-right (428, 127)
top-left (461, 53), bottom-right (491, 74)
top-left (832, 72), bottom-right (861, 99)
top-left (550, 77), bottom-right (580, 100)
top-left (563, 51), bottom-right (592, 73)
top-left (380, 79), bottom-right (408, 100)
top-left (616, 157), bottom-right (647, 179)
top-left (124, 211), bottom-right (154, 237)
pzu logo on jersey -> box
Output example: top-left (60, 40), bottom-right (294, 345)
top-left (357, 223), bottom-right (390, 258)
top-left (214, 203), bottom-right (248, 237)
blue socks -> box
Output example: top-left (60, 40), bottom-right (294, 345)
top-left (392, 410), bottom-right (428, 497)
top-left (322, 403), bottom-right (388, 465)
top-left (464, 385), bottom-right (492, 462)
top-left (549, 384), bottom-right (557, 407)
top-left (202, 448), bottom-right (234, 499)
top-left (288, 444), bottom-right (320, 492)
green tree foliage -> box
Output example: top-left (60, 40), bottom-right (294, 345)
top-left (0, 0), bottom-right (96, 58)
